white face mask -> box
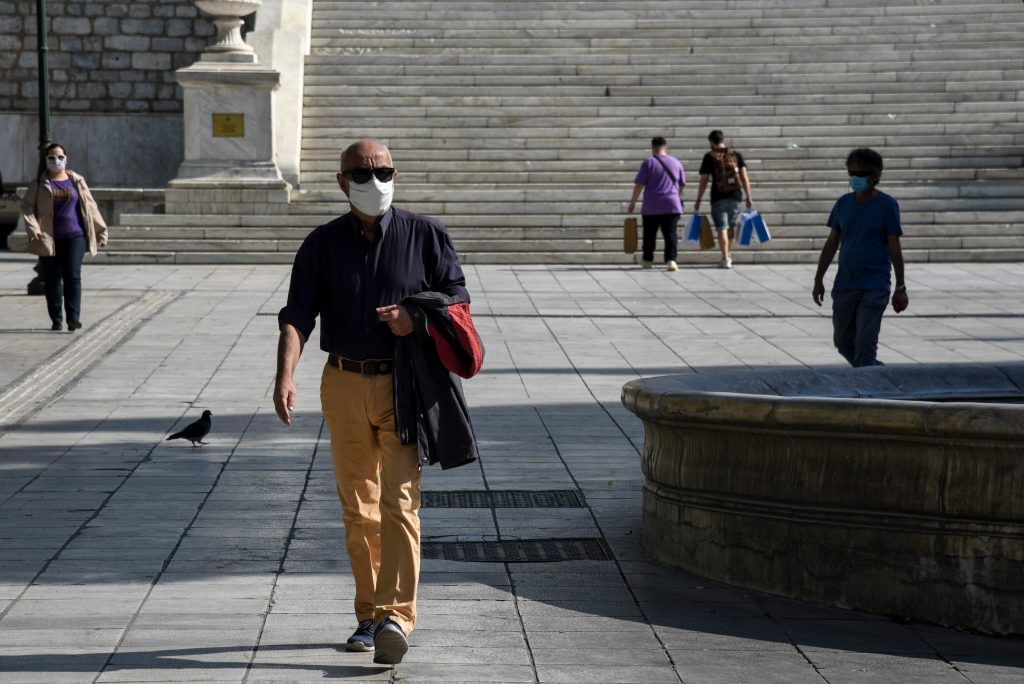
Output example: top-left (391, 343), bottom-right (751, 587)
top-left (346, 176), bottom-right (393, 217)
top-left (46, 156), bottom-right (67, 173)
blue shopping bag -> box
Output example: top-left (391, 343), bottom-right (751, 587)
top-left (685, 213), bottom-right (703, 243)
top-left (740, 209), bottom-right (771, 245)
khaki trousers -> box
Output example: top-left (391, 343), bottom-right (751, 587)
top-left (320, 362), bottom-right (422, 634)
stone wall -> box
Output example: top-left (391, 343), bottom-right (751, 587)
top-left (0, 0), bottom-right (213, 114)
top-left (0, 1), bottom-right (218, 187)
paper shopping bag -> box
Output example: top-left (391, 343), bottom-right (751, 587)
top-left (623, 217), bottom-right (637, 254)
top-left (739, 210), bottom-right (756, 246)
top-left (740, 209), bottom-right (771, 245)
top-left (699, 216), bottom-right (716, 250)
top-left (751, 211), bottom-right (771, 243)
top-left (685, 213), bottom-right (703, 243)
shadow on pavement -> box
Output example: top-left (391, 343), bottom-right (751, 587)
top-left (2, 403), bottom-right (1023, 668)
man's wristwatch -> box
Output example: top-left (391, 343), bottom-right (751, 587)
top-left (894, 286), bottom-right (907, 293)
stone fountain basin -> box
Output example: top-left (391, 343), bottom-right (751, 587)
top-left (621, 363), bottom-right (1024, 635)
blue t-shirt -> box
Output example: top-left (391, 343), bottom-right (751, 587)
top-left (827, 191), bottom-right (902, 292)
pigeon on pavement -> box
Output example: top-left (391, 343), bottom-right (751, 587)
top-left (167, 410), bottom-right (212, 447)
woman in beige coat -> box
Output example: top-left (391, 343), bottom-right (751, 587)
top-left (21, 143), bottom-right (108, 331)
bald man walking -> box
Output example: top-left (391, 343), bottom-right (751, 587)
top-left (274, 140), bottom-right (471, 665)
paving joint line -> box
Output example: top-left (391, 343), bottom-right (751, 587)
top-left (93, 409), bottom-right (261, 683)
top-left (0, 290), bottom-right (179, 430)
top-left (242, 418), bottom-right (326, 683)
top-left (531, 402), bottom-right (684, 684)
top-left (0, 401), bottom-right (190, 623)
top-left (476, 426), bottom-right (540, 683)
top-left (531, 311), bottom-right (686, 682)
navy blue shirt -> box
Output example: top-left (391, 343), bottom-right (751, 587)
top-left (826, 191), bottom-right (902, 292)
top-left (278, 207), bottom-right (469, 360)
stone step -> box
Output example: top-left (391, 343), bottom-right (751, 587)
top-left (100, 235), bottom-right (1024, 257)
top-left (300, 136), bottom-right (1024, 153)
top-left (104, 228), bottom-right (1024, 253)
top-left (299, 136), bottom-right (1024, 155)
top-left (302, 78), bottom-right (1022, 96)
top-left (309, 36), bottom-right (1017, 57)
top-left (300, 124), bottom-right (1023, 142)
top-left (277, 199), bottom-right (1024, 216)
top-left (279, 181), bottom-right (1024, 202)
top-left (315, 0), bottom-right (1011, 10)
top-left (299, 94), bottom-right (1024, 112)
top-left (309, 31), bottom-right (1024, 49)
top-left (299, 155), bottom-right (1024, 173)
top-left (297, 169), bottom-right (1024, 186)
top-left (303, 71), bottom-right (1024, 88)
top-left (301, 114), bottom-right (1023, 131)
top-left (90, 247), bottom-right (1024, 266)
top-left (116, 208), bottom-right (1024, 227)
top-left (309, 33), bottom-right (1024, 52)
top-left (304, 64), bottom-right (1024, 82)
top-left (301, 104), bottom-right (1023, 122)
top-left (312, 1), bottom-right (1015, 17)
top-left (304, 53), bottom-right (1024, 72)
top-left (299, 140), bottom-right (1024, 156)
top-left (303, 76), bottom-right (1024, 96)
top-left (312, 7), bottom-right (1019, 23)
top-left (276, 181), bottom-right (1024, 205)
top-left (297, 168), bottom-right (1024, 187)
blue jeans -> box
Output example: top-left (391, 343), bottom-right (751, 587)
top-left (641, 213), bottom-right (680, 263)
top-left (710, 198), bottom-right (741, 231)
top-left (831, 289), bottom-right (889, 367)
top-left (41, 234), bottom-right (86, 325)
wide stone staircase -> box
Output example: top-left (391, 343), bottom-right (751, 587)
top-left (108, 0), bottom-right (1024, 264)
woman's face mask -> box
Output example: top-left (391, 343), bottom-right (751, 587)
top-left (46, 154), bottom-right (67, 173)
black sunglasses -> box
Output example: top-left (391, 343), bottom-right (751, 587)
top-left (847, 170), bottom-right (873, 178)
top-left (342, 167), bottom-right (395, 184)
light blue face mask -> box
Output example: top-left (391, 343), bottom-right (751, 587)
top-left (849, 176), bottom-right (870, 193)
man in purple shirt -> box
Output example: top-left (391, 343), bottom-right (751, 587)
top-left (628, 136), bottom-right (686, 271)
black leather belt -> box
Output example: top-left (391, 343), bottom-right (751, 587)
top-left (329, 355), bottom-right (392, 375)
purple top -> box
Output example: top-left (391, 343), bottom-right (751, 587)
top-left (634, 154), bottom-right (685, 215)
top-left (49, 178), bottom-right (85, 239)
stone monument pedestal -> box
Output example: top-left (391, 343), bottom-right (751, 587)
top-left (167, 0), bottom-right (290, 215)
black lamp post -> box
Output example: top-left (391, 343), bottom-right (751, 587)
top-left (27, 0), bottom-right (52, 296)
top-left (36, 0), bottom-right (52, 154)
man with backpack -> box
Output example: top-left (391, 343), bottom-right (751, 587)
top-left (628, 136), bottom-right (686, 271)
top-left (693, 130), bottom-right (753, 269)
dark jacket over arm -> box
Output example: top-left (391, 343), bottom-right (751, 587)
top-left (394, 291), bottom-right (484, 470)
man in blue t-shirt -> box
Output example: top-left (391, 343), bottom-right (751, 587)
top-left (812, 148), bottom-right (908, 367)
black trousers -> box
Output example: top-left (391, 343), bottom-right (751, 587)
top-left (41, 234), bottom-right (86, 325)
top-left (641, 213), bottom-right (680, 263)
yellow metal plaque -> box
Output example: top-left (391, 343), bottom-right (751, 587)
top-left (212, 113), bottom-right (245, 138)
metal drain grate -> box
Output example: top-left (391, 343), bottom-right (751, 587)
top-left (422, 490), bottom-right (583, 508)
top-left (421, 538), bottom-right (611, 563)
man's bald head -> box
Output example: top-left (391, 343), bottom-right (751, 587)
top-left (340, 140), bottom-right (392, 172)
